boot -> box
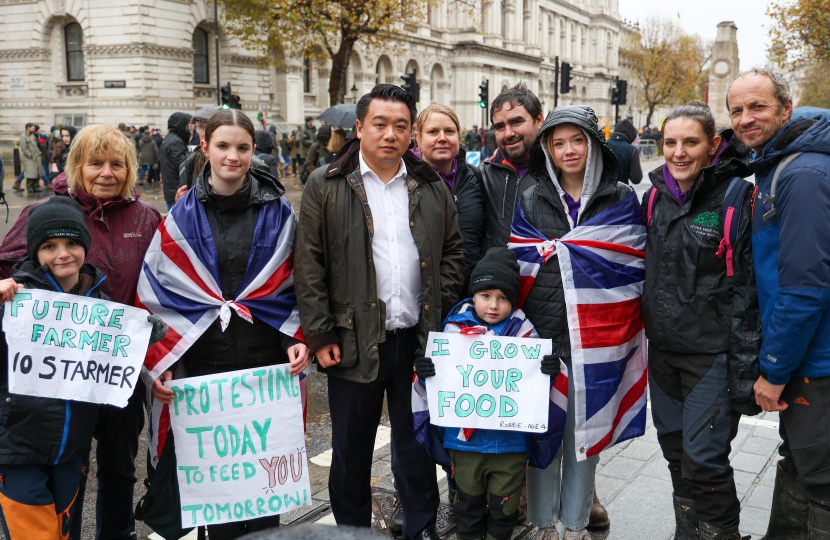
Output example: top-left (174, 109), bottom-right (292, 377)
top-left (12, 183), bottom-right (23, 191)
top-left (809, 503), bottom-right (830, 540)
top-left (673, 494), bottom-right (699, 540)
top-left (389, 490), bottom-right (403, 533)
top-left (760, 462), bottom-right (809, 540)
top-left (699, 521), bottom-right (743, 540)
top-left (587, 491), bottom-right (609, 529)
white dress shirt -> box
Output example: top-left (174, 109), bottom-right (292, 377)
top-left (359, 151), bottom-right (422, 330)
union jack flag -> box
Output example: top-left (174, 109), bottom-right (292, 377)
top-left (136, 188), bottom-right (306, 466)
top-left (412, 301), bottom-right (568, 469)
top-left (508, 190), bottom-right (648, 461)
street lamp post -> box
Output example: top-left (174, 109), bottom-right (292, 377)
top-left (214, 0), bottom-right (220, 106)
top-left (351, 83), bottom-right (358, 103)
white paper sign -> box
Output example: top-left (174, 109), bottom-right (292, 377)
top-left (3, 290), bottom-right (151, 407)
top-left (167, 365), bottom-right (311, 528)
top-left (10, 77), bottom-right (24, 88)
top-left (425, 331), bottom-right (552, 433)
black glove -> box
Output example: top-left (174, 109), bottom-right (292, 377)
top-left (148, 315), bottom-right (169, 346)
top-left (541, 354), bottom-right (561, 377)
top-left (414, 349), bottom-right (435, 379)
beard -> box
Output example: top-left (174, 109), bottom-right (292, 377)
top-left (498, 136), bottom-right (531, 162)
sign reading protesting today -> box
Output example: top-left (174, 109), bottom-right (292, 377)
top-left (3, 290), bottom-right (151, 407)
top-left (426, 331), bottom-right (552, 433)
top-left (166, 364), bottom-right (311, 528)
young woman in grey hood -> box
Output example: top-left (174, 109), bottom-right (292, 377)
top-left (519, 106), bottom-right (631, 540)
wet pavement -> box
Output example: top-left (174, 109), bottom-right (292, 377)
top-left (7, 158), bottom-right (783, 540)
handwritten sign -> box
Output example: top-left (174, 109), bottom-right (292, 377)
top-left (167, 365), bottom-right (311, 527)
top-left (3, 290), bottom-right (151, 407)
top-left (425, 331), bottom-right (552, 433)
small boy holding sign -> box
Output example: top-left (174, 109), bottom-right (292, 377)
top-left (415, 248), bottom-right (561, 540)
top-left (0, 197), bottom-right (165, 539)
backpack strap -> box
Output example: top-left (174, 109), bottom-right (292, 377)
top-left (763, 152), bottom-right (803, 221)
top-left (470, 164), bottom-right (483, 184)
top-left (716, 177), bottom-right (753, 277)
top-left (646, 187), bottom-right (660, 228)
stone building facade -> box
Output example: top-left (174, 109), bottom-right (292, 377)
top-left (0, 0), bottom-right (629, 140)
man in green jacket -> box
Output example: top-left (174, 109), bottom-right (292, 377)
top-left (295, 84), bottom-right (465, 540)
top-left (298, 116), bottom-right (317, 168)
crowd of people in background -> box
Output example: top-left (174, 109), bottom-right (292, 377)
top-left (0, 66), bottom-right (828, 540)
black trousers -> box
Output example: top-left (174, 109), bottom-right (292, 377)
top-left (71, 381), bottom-right (145, 540)
top-left (778, 375), bottom-right (830, 509)
top-left (327, 327), bottom-right (439, 538)
top-left (649, 351), bottom-right (741, 529)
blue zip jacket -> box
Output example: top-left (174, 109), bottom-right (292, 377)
top-left (440, 301), bottom-right (539, 454)
top-left (0, 256), bottom-right (108, 465)
top-left (751, 114), bottom-right (830, 384)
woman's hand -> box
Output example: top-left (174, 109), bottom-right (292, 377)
top-left (0, 279), bottom-right (22, 303)
top-left (287, 343), bottom-right (311, 375)
top-left (152, 371), bottom-right (174, 405)
top-left (174, 185), bottom-right (189, 203)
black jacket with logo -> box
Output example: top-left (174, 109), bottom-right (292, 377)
top-left (641, 130), bottom-right (761, 413)
top-left (0, 258), bottom-right (108, 465)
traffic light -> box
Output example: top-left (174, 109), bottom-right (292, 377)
top-left (230, 94), bottom-right (242, 110)
top-left (220, 83), bottom-right (232, 109)
top-left (478, 80), bottom-right (489, 108)
top-left (560, 62), bottom-right (574, 94)
top-left (401, 70), bottom-right (420, 103)
top-left (617, 79), bottom-right (627, 105)
top-left (611, 87), bottom-right (620, 105)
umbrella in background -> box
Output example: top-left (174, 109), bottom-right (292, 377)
top-left (793, 106), bottom-right (830, 120)
top-left (317, 104), bottom-right (357, 128)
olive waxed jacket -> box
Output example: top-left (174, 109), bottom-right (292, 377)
top-left (295, 137), bottom-right (466, 383)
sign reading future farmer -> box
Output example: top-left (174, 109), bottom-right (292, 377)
top-left (3, 290), bottom-right (151, 407)
top-left (426, 331), bottom-right (552, 433)
top-left (166, 365), bottom-right (311, 528)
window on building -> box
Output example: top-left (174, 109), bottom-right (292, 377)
top-left (303, 56), bottom-right (311, 93)
top-left (65, 23), bottom-right (84, 81)
top-left (193, 28), bottom-right (209, 84)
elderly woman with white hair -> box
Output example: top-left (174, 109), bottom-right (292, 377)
top-left (0, 123), bottom-right (162, 540)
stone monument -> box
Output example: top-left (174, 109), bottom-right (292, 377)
top-left (709, 21), bottom-right (740, 129)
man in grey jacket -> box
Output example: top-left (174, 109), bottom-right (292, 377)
top-left (18, 123), bottom-right (43, 193)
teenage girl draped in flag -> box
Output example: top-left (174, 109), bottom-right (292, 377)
top-left (641, 102), bottom-right (760, 540)
top-left (139, 109), bottom-right (309, 539)
top-left (512, 106), bottom-right (637, 540)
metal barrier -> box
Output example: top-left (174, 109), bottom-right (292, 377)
top-left (638, 139), bottom-right (658, 159)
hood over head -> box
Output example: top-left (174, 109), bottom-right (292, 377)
top-left (255, 130), bottom-right (276, 154)
top-left (612, 119), bottom-right (637, 143)
top-left (167, 112), bottom-right (192, 142)
top-left (62, 125), bottom-right (78, 143)
top-left (528, 105), bottom-right (621, 220)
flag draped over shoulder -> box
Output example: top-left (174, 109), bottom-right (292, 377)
top-left (508, 191), bottom-right (648, 461)
top-left (136, 188), bottom-right (306, 466)
top-left (411, 302), bottom-right (568, 469)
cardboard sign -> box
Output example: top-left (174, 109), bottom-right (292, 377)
top-left (167, 364), bottom-right (311, 527)
top-left (425, 331), bottom-right (552, 433)
top-left (3, 290), bottom-right (152, 407)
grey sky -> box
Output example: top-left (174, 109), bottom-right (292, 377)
top-left (618, 0), bottom-right (774, 70)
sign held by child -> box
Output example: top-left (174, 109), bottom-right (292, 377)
top-left (165, 364), bottom-right (311, 527)
top-left (3, 289), bottom-right (152, 407)
top-left (425, 331), bottom-right (552, 433)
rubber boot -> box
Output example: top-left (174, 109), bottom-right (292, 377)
top-left (809, 503), bottom-right (830, 540)
top-left (760, 462), bottom-right (809, 540)
top-left (587, 491), bottom-right (610, 529)
top-left (699, 521), bottom-right (743, 540)
top-left (673, 495), bottom-right (699, 540)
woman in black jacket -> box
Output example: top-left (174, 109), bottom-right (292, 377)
top-left (641, 101), bottom-right (759, 540)
top-left (150, 109), bottom-right (309, 540)
top-left (520, 105), bottom-right (630, 540)
top-left (413, 104), bottom-right (484, 296)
